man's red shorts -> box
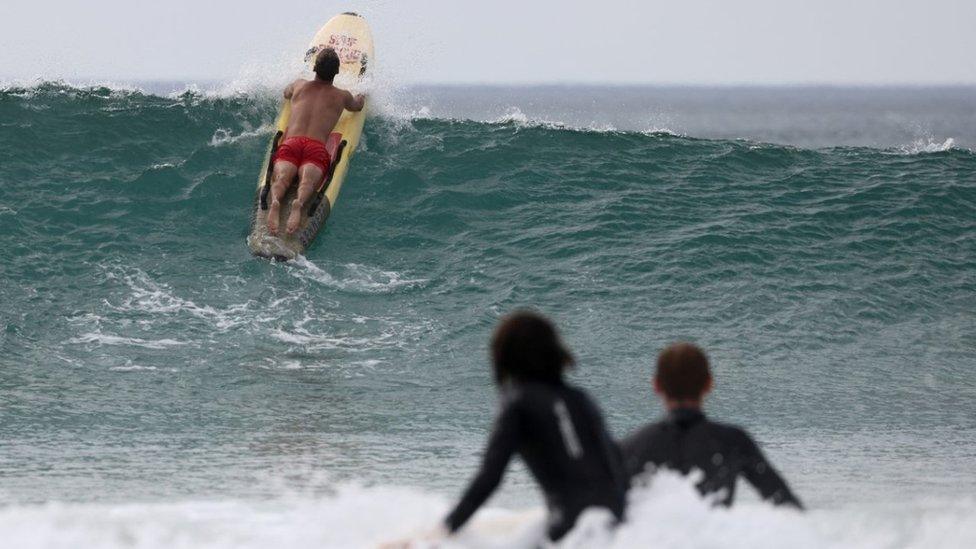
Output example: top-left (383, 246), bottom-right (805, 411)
top-left (273, 136), bottom-right (332, 172)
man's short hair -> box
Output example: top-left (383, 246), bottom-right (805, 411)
top-left (314, 48), bottom-right (341, 81)
top-left (656, 342), bottom-right (711, 400)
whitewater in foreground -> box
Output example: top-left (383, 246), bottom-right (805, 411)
top-left (2, 473), bottom-right (975, 548)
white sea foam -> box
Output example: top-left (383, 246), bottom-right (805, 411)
top-left (487, 106), bottom-right (611, 133)
top-left (69, 332), bottom-right (186, 350)
top-left (349, 359), bottom-right (382, 368)
top-left (289, 256), bottom-right (428, 294)
top-left (84, 264), bottom-right (427, 367)
top-left (492, 106), bottom-right (531, 125)
top-left (109, 365), bottom-right (179, 372)
top-left (263, 357), bottom-right (382, 373)
top-left (209, 124), bottom-right (275, 147)
top-left (473, 106), bottom-right (657, 135)
top-left (640, 127), bottom-right (681, 137)
top-left (899, 137), bottom-right (957, 155)
top-left (412, 105), bottom-right (433, 119)
top-left (0, 473), bottom-right (973, 549)
top-left (267, 327), bottom-right (393, 350)
top-left (107, 267), bottom-right (251, 331)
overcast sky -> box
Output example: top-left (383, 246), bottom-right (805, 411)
top-left (2, 0), bottom-right (975, 85)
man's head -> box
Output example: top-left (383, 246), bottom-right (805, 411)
top-left (491, 310), bottom-right (574, 385)
top-left (314, 48), bottom-right (341, 81)
top-left (654, 342), bottom-right (712, 407)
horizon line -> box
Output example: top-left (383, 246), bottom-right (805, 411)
top-left (4, 75), bottom-right (976, 89)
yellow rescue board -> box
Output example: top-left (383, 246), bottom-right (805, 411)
top-left (248, 12), bottom-right (374, 260)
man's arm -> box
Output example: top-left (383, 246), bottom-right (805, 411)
top-left (739, 431), bottom-right (804, 509)
top-left (283, 80), bottom-right (298, 100)
top-left (344, 91), bottom-right (366, 112)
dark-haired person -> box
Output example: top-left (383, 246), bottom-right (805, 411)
top-left (441, 311), bottom-right (627, 542)
top-left (267, 48), bottom-right (366, 235)
top-left (620, 342), bottom-right (803, 509)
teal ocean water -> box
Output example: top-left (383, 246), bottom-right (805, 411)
top-left (1, 82), bottom-right (975, 547)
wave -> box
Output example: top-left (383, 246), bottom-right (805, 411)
top-left (1, 472), bottom-right (973, 548)
top-left (3, 80), bottom-right (968, 154)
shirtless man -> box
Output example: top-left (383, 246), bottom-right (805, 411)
top-left (267, 47), bottom-right (365, 235)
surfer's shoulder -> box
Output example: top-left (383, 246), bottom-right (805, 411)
top-left (621, 419), bottom-right (667, 450)
top-left (283, 79), bottom-right (306, 99)
top-left (697, 418), bottom-right (759, 452)
top-left (706, 418), bottom-right (748, 438)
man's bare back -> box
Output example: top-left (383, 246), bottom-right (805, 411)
top-left (284, 79), bottom-right (365, 143)
top-left (266, 47), bottom-right (365, 236)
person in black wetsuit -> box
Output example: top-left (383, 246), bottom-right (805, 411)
top-left (619, 342), bottom-right (803, 509)
top-left (441, 311), bottom-right (627, 542)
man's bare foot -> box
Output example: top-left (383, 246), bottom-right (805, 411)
top-left (267, 199), bottom-right (281, 235)
top-left (286, 203), bottom-right (304, 235)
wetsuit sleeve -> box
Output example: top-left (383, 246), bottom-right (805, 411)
top-left (444, 402), bottom-right (520, 532)
top-left (739, 431), bottom-right (804, 509)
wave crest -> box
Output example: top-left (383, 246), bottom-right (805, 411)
top-left (899, 137), bottom-right (957, 155)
